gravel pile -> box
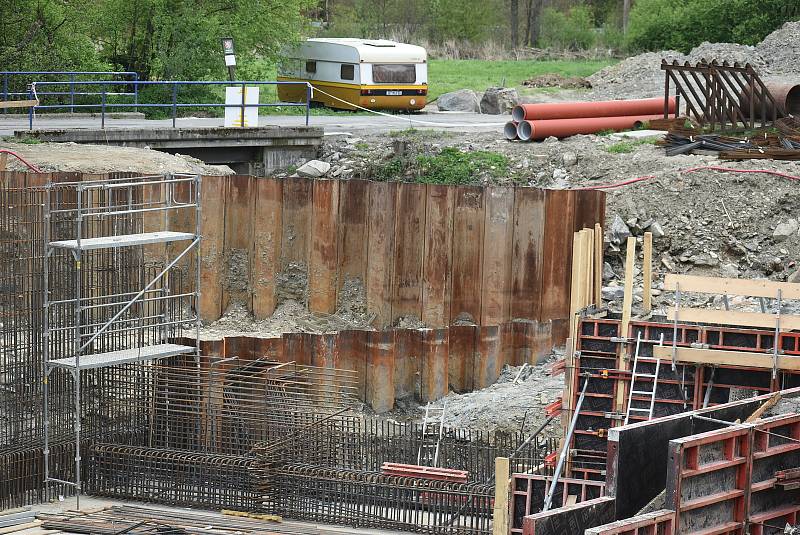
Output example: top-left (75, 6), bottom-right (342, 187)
top-left (588, 23), bottom-right (799, 100)
top-left (756, 21), bottom-right (800, 75)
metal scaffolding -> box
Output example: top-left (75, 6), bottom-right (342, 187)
top-left (41, 173), bottom-right (201, 507)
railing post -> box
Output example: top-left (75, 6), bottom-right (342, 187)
top-left (2, 74), bottom-right (7, 115)
top-left (172, 82), bottom-right (178, 128)
top-left (240, 82), bottom-right (246, 128)
top-left (305, 83), bottom-right (311, 126)
top-left (69, 74), bottom-right (75, 114)
top-left (28, 86), bottom-right (34, 130)
top-left (101, 87), bottom-right (106, 129)
top-left (134, 73), bottom-right (139, 107)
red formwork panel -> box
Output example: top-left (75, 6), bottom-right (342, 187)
top-left (584, 510), bottom-right (675, 535)
top-left (510, 473), bottom-right (606, 534)
top-left (666, 414), bottom-right (800, 535)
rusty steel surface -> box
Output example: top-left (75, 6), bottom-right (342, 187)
top-left (451, 185), bottom-right (485, 323)
top-left (198, 175), bottom-right (226, 320)
top-left (422, 184), bottom-right (455, 326)
top-left (480, 186), bottom-right (515, 325)
top-left (511, 188), bottom-right (546, 321)
top-left (222, 175), bottom-right (254, 311)
top-left (336, 179), bottom-right (369, 291)
top-left (392, 182), bottom-right (426, 322)
top-left (366, 180), bottom-right (397, 328)
top-left (421, 328), bottom-right (449, 402)
top-left (252, 177), bottom-right (282, 319)
top-left (309, 178), bottom-right (339, 313)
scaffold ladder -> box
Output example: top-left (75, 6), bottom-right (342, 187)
top-left (624, 332), bottom-right (662, 425)
top-left (417, 401), bottom-right (446, 467)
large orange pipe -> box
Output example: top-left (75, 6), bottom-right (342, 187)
top-left (511, 97), bottom-right (676, 122)
top-left (516, 114), bottom-right (664, 141)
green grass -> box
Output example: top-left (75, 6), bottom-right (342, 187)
top-left (373, 147), bottom-right (510, 185)
top-left (605, 137), bottom-right (658, 153)
top-left (427, 59), bottom-right (616, 101)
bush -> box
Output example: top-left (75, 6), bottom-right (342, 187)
top-left (626, 0), bottom-right (800, 53)
top-left (415, 147), bottom-right (508, 185)
top-left (538, 5), bottom-right (596, 51)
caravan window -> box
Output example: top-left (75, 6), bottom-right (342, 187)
top-left (306, 60), bottom-right (317, 73)
top-left (341, 64), bottom-right (355, 80)
top-left (373, 64), bottom-right (416, 83)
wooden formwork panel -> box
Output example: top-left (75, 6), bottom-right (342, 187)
top-left (422, 184), bottom-right (454, 326)
top-left (392, 182), bottom-right (426, 322)
top-left (450, 185), bottom-right (485, 323)
top-left (251, 178), bottom-right (282, 318)
top-left (198, 175), bottom-right (226, 321)
top-left (308, 179), bottom-right (339, 313)
top-left (222, 175), bottom-right (255, 311)
top-left (511, 473), bottom-right (607, 534)
top-left (366, 181), bottom-right (397, 328)
top-left (584, 510), bottom-right (675, 535)
top-left (481, 186), bottom-right (514, 325)
top-left (336, 179), bottom-right (369, 288)
top-left (511, 188), bottom-right (546, 321)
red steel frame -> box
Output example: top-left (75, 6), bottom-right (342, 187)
top-left (509, 473), bottom-right (606, 534)
top-left (666, 414), bottom-right (800, 535)
top-left (585, 509), bottom-right (676, 535)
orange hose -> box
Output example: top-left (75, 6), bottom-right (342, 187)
top-left (512, 97), bottom-right (676, 122)
top-left (517, 114), bottom-right (664, 141)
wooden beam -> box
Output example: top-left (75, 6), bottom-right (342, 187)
top-left (620, 236), bottom-right (636, 351)
top-left (594, 222), bottom-right (603, 307)
top-left (667, 307), bottom-right (800, 331)
top-left (0, 99), bottom-right (38, 109)
top-left (653, 346), bottom-right (800, 371)
top-left (665, 274), bottom-right (800, 300)
top-left (642, 231), bottom-right (653, 314)
top-left (492, 456), bottom-right (510, 535)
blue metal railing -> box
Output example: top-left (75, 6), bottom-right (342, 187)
top-left (2, 71), bottom-right (139, 114)
top-left (27, 80), bottom-right (311, 129)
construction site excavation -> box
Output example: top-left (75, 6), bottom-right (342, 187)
top-left (4, 20), bottom-right (800, 535)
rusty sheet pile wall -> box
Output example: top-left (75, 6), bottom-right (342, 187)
top-left (195, 175), bottom-right (604, 333)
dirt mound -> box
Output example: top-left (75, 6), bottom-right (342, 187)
top-left (522, 73), bottom-right (591, 89)
top-left (587, 51), bottom-right (684, 100)
top-left (757, 21), bottom-right (800, 75)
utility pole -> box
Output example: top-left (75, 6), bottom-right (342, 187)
top-left (511, 0), bottom-right (519, 49)
top-left (623, 0), bottom-right (631, 33)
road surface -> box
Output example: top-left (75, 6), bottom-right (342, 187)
top-left (0, 111), bottom-right (507, 137)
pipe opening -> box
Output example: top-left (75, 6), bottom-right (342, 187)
top-left (504, 122), bottom-right (519, 140)
top-left (511, 105), bottom-right (526, 123)
top-left (787, 85), bottom-right (800, 116)
top-left (517, 121), bottom-right (533, 142)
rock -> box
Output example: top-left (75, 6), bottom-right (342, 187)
top-left (610, 215), bottom-right (631, 245)
top-left (296, 160), bottom-right (331, 178)
top-left (720, 262), bottom-right (740, 278)
top-left (561, 152), bottom-right (578, 167)
top-left (436, 89), bottom-right (481, 112)
top-left (647, 221), bottom-right (665, 238)
top-left (602, 286), bottom-right (625, 301)
top-left (773, 219), bottom-right (799, 242)
top-left (790, 270), bottom-right (800, 284)
top-left (754, 254), bottom-right (783, 274)
top-left (688, 253), bottom-right (720, 267)
top-left (480, 87), bottom-right (520, 115)
top-left (552, 168), bottom-right (568, 181)
top-left (602, 262), bottom-right (615, 281)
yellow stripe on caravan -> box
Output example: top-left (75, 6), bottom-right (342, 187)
top-left (277, 76), bottom-right (427, 91)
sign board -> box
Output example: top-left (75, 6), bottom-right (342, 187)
top-left (224, 86), bottom-right (259, 128)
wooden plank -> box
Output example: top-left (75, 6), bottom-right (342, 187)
top-left (481, 186), bottom-right (515, 325)
top-left (541, 189), bottom-right (576, 321)
top-left (366, 181), bottom-right (397, 328)
top-left (594, 222), bottom-right (603, 307)
top-left (664, 274), bottom-right (800, 300)
top-left (309, 179), bottom-right (339, 313)
top-left (643, 231), bottom-right (653, 314)
top-left (620, 237), bottom-right (636, 356)
top-left (281, 177), bottom-right (313, 266)
top-left (198, 175), bottom-right (227, 321)
top-left (492, 457), bottom-right (511, 535)
top-left (221, 175), bottom-right (254, 312)
top-left (653, 346), bottom-right (800, 371)
top-left (451, 186), bottom-right (484, 323)
top-left (511, 188), bottom-right (546, 320)
top-left (392, 182), bottom-right (426, 324)
top-left (336, 179), bottom-right (369, 292)
top-left (667, 307), bottom-right (800, 331)
top-left (422, 184), bottom-right (454, 326)
top-left (251, 178), bottom-right (282, 319)
top-left (0, 99), bottom-right (38, 109)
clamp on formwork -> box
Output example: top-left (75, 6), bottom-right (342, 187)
top-left (42, 174), bottom-right (202, 508)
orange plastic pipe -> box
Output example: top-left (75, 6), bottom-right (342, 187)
top-left (511, 97), bottom-right (676, 122)
top-left (516, 114), bottom-right (664, 141)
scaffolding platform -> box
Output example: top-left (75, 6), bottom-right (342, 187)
top-left (47, 343), bottom-right (195, 370)
top-left (49, 231), bottom-right (196, 251)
